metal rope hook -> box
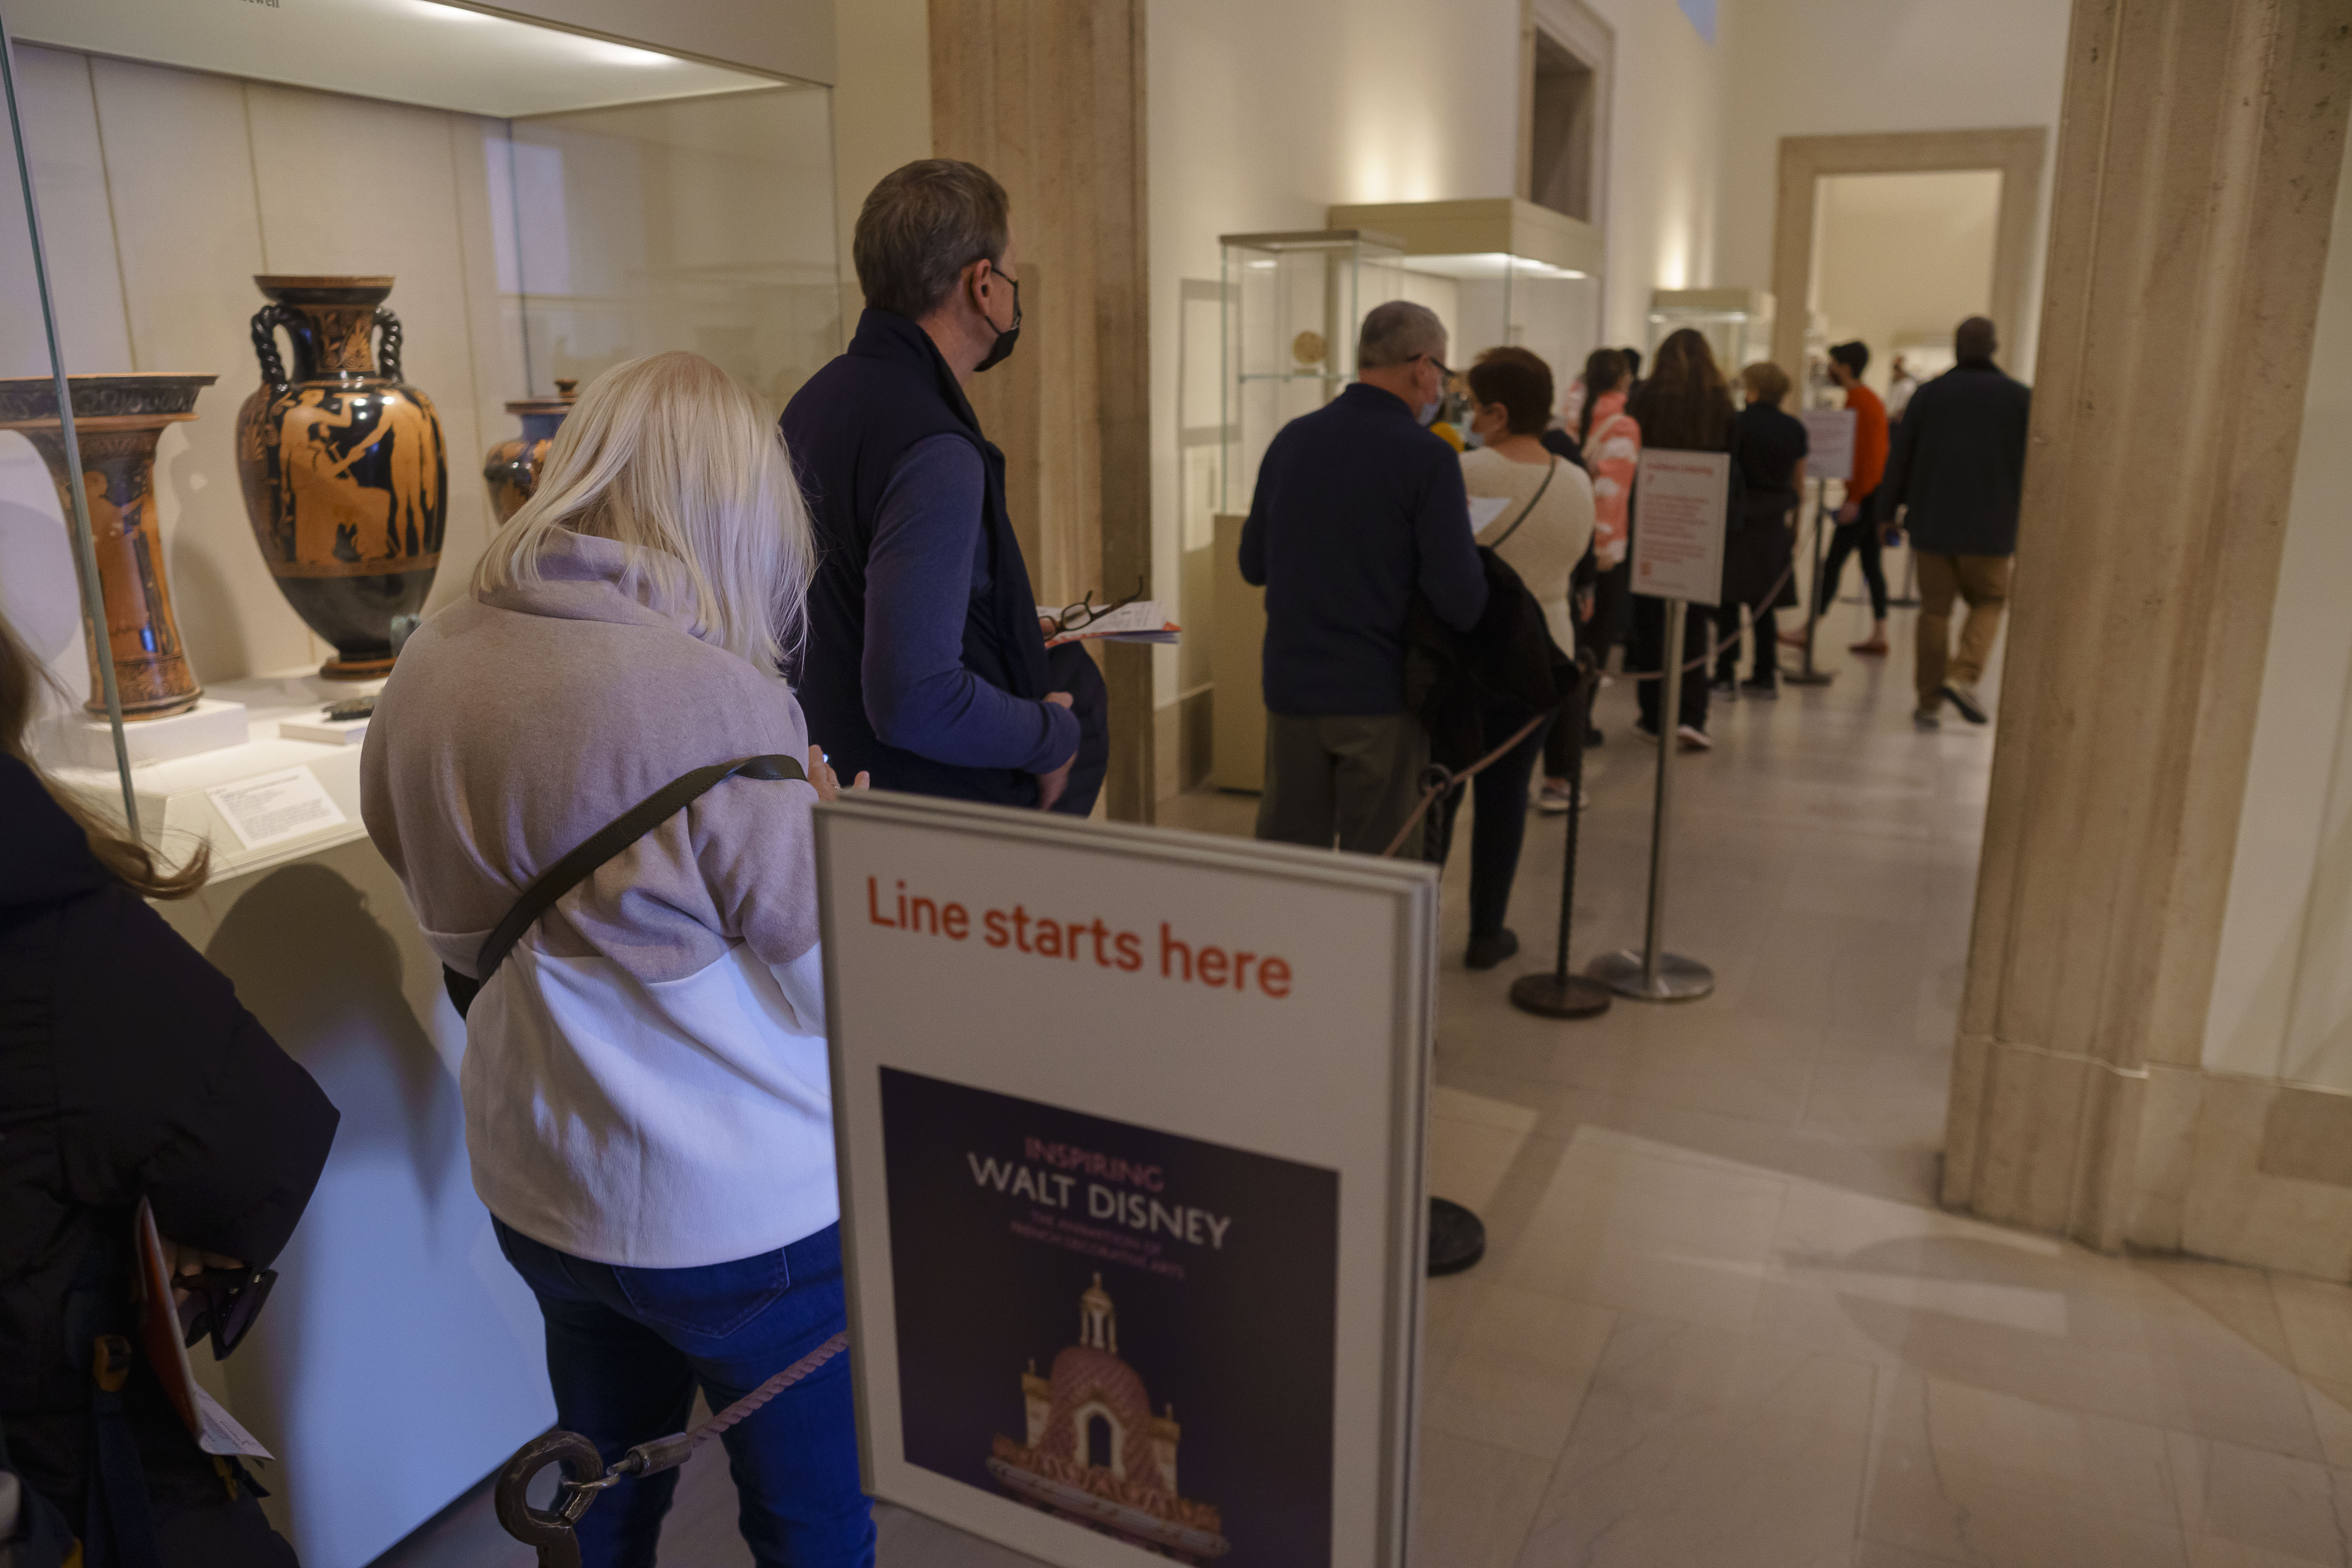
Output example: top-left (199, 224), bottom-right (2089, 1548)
top-left (493, 1430), bottom-right (608, 1568)
top-left (491, 1330), bottom-right (849, 1564)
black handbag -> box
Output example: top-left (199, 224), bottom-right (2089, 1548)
top-left (442, 753), bottom-right (809, 1019)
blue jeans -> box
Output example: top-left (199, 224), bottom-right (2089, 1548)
top-left (493, 1219), bottom-right (875, 1567)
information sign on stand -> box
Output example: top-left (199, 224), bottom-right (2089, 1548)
top-left (1628, 448), bottom-right (1731, 605)
top-left (1595, 447), bottom-right (1731, 1003)
top-left (815, 792), bottom-right (1437, 1568)
top-left (1798, 406), bottom-right (1857, 482)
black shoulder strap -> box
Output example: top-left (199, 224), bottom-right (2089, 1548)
top-left (443, 754), bottom-right (808, 1019)
top-left (1485, 456), bottom-right (1558, 551)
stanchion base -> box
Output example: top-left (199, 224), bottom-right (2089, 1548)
top-left (1509, 971), bottom-right (1613, 1018)
top-left (1428, 1198), bottom-right (1486, 1276)
top-left (1588, 949), bottom-right (1715, 1001)
top-left (1780, 666), bottom-right (1836, 686)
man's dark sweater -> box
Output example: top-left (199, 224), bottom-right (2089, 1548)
top-left (1239, 383), bottom-right (1489, 715)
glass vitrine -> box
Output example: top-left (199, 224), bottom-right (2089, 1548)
top-left (1219, 229), bottom-right (1407, 511)
top-left (1648, 287), bottom-right (1775, 377)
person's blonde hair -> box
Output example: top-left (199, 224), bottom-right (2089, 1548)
top-left (475, 352), bottom-right (814, 673)
top-left (0, 612), bottom-right (208, 898)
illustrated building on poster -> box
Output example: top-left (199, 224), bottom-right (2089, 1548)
top-left (986, 1275), bottom-right (1232, 1562)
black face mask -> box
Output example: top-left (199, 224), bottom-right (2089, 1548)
top-left (974, 272), bottom-right (1022, 373)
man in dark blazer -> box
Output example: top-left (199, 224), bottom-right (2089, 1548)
top-left (1878, 316), bottom-right (2033, 729)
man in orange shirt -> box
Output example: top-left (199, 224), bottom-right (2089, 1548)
top-left (1807, 341), bottom-right (1893, 653)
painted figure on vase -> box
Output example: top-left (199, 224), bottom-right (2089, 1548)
top-left (234, 275), bottom-right (446, 680)
top-left (0, 373), bottom-right (217, 719)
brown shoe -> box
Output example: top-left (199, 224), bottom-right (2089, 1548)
top-left (1848, 639), bottom-right (1889, 655)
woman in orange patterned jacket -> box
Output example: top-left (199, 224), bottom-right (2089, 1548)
top-left (1537, 348), bottom-right (1641, 811)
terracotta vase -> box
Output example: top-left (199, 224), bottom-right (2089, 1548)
top-left (0, 373), bottom-right (216, 719)
top-left (234, 275), bottom-right (446, 680)
top-left (482, 378), bottom-right (578, 524)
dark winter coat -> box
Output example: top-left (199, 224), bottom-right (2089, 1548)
top-left (0, 755), bottom-right (337, 1537)
top-left (1877, 360), bottom-right (2033, 556)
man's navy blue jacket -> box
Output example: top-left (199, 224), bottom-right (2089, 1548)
top-left (1239, 382), bottom-right (1488, 716)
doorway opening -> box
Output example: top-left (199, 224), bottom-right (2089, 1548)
top-left (1809, 169), bottom-right (2002, 399)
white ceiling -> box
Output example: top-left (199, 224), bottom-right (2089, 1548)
top-left (6, 0), bottom-right (787, 119)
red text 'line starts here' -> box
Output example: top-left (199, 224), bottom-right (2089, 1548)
top-left (864, 878), bottom-right (1291, 998)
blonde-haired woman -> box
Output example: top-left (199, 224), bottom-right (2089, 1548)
top-left (363, 351), bottom-right (874, 1565)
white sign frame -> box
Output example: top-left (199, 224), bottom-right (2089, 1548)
top-left (815, 792), bottom-right (1438, 1568)
top-left (1630, 448), bottom-right (1732, 606)
top-left (1798, 406), bottom-right (1858, 483)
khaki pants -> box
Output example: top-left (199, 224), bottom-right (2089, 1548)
top-left (1915, 552), bottom-right (2012, 707)
top-left (1257, 712), bottom-right (1430, 857)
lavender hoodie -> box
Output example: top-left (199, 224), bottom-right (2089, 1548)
top-left (361, 532), bottom-right (836, 1268)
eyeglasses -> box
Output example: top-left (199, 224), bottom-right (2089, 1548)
top-left (1419, 353), bottom-right (1454, 382)
top-left (176, 1264), bottom-right (278, 1359)
top-left (1042, 576), bottom-right (1146, 638)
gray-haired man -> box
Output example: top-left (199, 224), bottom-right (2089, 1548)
top-left (1239, 300), bottom-right (1488, 853)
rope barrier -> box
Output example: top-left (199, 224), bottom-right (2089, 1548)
top-left (1380, 711), bottom-right (1549, 860)
top-left (1619, 545), bottom-right (1802, 684)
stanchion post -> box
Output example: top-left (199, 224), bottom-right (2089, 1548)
top-left (1511, 663), bottom-right (1610, 1019)
top-left (1784, 477), bottom-right (1835, 687)
top-left (1589, 601), bottom-right (1713, 1001)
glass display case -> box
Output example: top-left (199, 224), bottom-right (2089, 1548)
top-left (1326, 198), bottom-right (1603, 411)
top-left (1400, 250), bottom-right (1595, 399)
top-left (1219, 228), bottom-right (1407, 511)
top-left (0, 5), bottom-right (838, 1564)
top-left (1647, 287), bottom-right (1776, 376)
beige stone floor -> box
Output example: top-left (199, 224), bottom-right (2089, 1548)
top-left (378, 604), bottom-right (2352, 1566)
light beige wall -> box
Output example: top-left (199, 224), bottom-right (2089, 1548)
top-left (1716, 0), bottom-right (2070, 377)
top-left (2203, 123), bottom-right (2352, 1094)
top-left (0, 44), bottom-right (518, 696)
top-left (828, 0), bottom-right (932, 323)
top-left (1813, 169), bottom-right (2000, 392)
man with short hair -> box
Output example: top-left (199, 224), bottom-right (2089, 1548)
top-left (781, 159), bottom-right (1087, 808)
top-left (1809, 340), bottom-right (1893, 655)
top-left (1877, 315), bottom-right (2033, 729)
top-left (1240, 300), bottom-right (1488, 854)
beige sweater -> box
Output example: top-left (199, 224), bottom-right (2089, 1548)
top-left (1461, 447), bottom-right (1596, 652)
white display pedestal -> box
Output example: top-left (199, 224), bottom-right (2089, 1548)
top-left (58, 697), bottom-right (250, 768)
top-left (93, 669), bottom-right (548, 1567)
top-left (46, 668), bottom-right (385, 881)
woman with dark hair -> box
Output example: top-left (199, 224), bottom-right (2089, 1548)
top-left (1448, 347), bottom-right (1594, 967)
top-left (1626, 327), bottom-right (1740, 750)
top-left (1714, 361), bottom-right (1808, 697)
top-left (0, 612), bottom-right (337, 1563)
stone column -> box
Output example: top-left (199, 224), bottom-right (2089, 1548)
top-left (929, 0), bottom-right (1156, 822)
top-left (1942, 0), bottom-right (2352, 1247)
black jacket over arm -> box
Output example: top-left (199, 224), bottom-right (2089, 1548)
top-left (1877, 360), bottom-right (2033, 556)
top-left (0, 755), bottom-right (338, 1524)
